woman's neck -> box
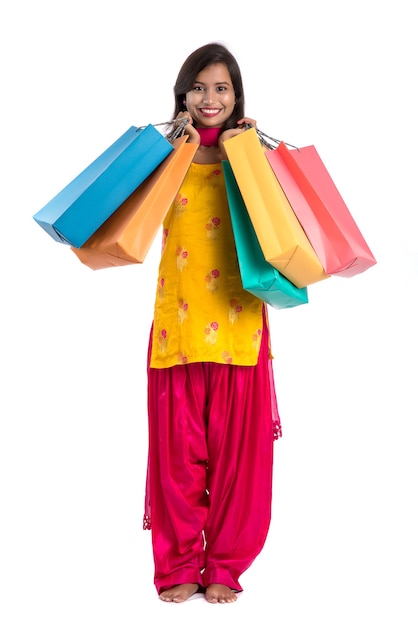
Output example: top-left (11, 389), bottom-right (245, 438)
top-left (193, 144), bottom-right (222, 164)
top-left (196, 127), bottom-right (222, 147)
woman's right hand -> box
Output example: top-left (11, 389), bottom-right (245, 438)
top-left (175, 111), bottom-right (200, 145)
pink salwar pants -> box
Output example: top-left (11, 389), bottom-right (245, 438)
top-left (145, 313), bottom-right (279, 593)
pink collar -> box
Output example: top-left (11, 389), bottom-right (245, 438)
top-left (196, 127), bottom-right (222, 147)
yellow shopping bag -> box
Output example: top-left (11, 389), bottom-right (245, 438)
top-left (223, 128), bottom-right (328, 288)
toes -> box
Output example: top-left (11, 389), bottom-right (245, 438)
top-left (159, 592), bottom-right (174, 602)
top-left (159, 583), bottom-right (199, 603)
top-left (205, 584), bottom-right (237, 603)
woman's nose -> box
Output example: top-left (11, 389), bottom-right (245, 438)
top-left (202, 89), bottom-right (215, 104)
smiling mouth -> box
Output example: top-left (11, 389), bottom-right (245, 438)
top-left (199, 108), bottom-right (221, 116)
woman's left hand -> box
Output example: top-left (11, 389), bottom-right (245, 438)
top-left (237, 117), bottom-right (257, 129)
top-left (218, 117), bottom-right (256, 159)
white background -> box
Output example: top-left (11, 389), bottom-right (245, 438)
top-left (1, 1), bottom-right (417, 624)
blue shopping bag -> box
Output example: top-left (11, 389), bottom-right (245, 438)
top-left (223, 160), bottom-right (308, 310)
top-left (33, 124), bottom-right (173, 248)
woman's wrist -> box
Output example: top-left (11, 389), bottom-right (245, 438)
top-left (174, 112), bottom-right (201, 145)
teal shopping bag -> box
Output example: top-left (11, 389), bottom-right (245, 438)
top-left (33, 124), bottom-right (173, 248)
top-left (223, 160), bottom-right (308, 310)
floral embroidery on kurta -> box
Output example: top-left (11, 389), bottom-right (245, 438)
top-left (176, 246), bottom-right (188, 271)
top-left (178, 299), bottom-right (188, 323)
top-left (229, 298), bottom-right (243, 324)
top-left (157, 278), bottom-right (165, 301)
top-left (150, 162), bottom-right (263, 369)
top-left (158, 329), bottom-right (168, 354)
top-left (206, 217), bottom-right (221, 239)
top-left (252, 328), bottom-right (262, 351)
top-left (174, 194), bottom-right (188, 218)
top-left (204, 321), bottom-right (219, 345)
top-left (205, 269), bottom-right (220, 293)
top-left (221, 350), bottom-right (233, 364)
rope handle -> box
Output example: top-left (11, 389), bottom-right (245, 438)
top-left (244, 123), bottom-right (299, 151)
top-left (137, 120), bottom-right (299, 150)
top-left (137, 119), bottom-right (190, 143)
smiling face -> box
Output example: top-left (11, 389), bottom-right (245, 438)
top-left (184, 63), bottom-right (236, 129)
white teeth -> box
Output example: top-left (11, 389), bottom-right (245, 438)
top-left (201, 109), bottom-right (219, 114)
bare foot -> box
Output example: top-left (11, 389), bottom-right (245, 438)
top-left (159, 583), bottom-right (199, 603)
top-left (205, 583), bottom-right (237, 604)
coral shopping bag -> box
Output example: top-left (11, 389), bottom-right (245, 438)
top-left (33, 124), bottom-right (173, 248)
top-left (223, 127), bottom-right (328, 288)
top-left (223, 160), bottom-right (308, 309)
top-left (72, 136), bottom-right (197, 269)
top-left (266, 141), bottom-right (377, 277)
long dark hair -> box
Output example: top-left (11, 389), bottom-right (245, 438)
top-left (172, 42), bottom-right (245, 131)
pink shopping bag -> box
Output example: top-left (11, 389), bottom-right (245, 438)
top-left (266, 142), bottom-right (377, 277)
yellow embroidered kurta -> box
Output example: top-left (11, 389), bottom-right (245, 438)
top-left (150, 162), bottom-right (263, 368)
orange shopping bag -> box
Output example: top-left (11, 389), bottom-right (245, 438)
top-left (72, 136), bottom-right (197, 269)
top-left (223, 127), bottom-right (328, 288)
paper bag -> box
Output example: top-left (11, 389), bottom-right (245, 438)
top-left (72, 136), bottom-right (197, 268)
top-left (33, 124), bottom-right (173, 247)
top-left (223, 160), bottom-right (308, 309)
top-left (223, 128), bottom-right (328, 288)
top-left (267, 142), bottom-right (377, 276)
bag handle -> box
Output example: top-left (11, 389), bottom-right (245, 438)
top-left (137, 119), bottom-right (190, 143)
top-left (138, 120), bottom-right (299, 149)
top-left (244, 123), bottom-right (299, 151)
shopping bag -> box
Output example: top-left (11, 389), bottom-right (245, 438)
top-left (33, 124), bottom-right (174, 248)
top-left (71, 136), bottom-right (198, 269)
top-left (223, 127), bottom-right (328, 288)
top-left (266, 141), bottom-right (377, 277)
top-left (223, 160), bottom-right (308, 309)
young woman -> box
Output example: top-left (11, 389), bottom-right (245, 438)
top-left (143, 42), bottom-right (281, 604)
